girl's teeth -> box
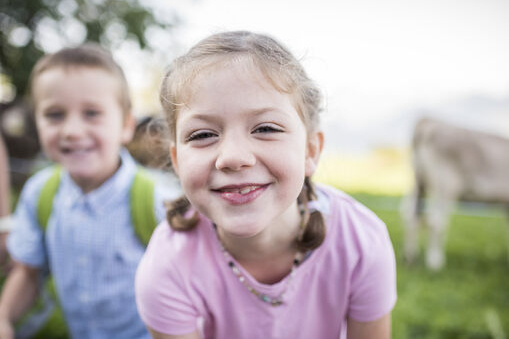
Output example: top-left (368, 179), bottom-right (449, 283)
top-left (239, 186), bottom-right (257, 194)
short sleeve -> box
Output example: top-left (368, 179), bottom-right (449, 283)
top-left (347, 205), bottom-right (397, 322)
top-left (135, 223), bottom-right (199, 335)
top-left (7, 170), bottom-right (51, 268)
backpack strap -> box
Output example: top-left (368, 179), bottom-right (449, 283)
top-left (130, 169), bottom-right (158, 246)
top-left (36, 166), bottom-right (157, 246)
top-left (37, 166), bottom-right (62, 230)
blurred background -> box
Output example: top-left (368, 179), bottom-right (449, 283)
top-left (1, 0), bottom-right (508, 338)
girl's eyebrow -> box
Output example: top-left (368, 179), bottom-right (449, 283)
top-left (184, 107), bottom-right (288, 122)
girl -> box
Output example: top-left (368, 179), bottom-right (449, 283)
top-left (135, 31), bottom-right (396, 339)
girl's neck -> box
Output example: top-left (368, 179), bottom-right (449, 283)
top-left (216, 202), bottom-right (302, 263)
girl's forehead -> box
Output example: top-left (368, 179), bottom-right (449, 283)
top-left (190, 58), bottom-right (262, 87)
top-left (182, 65), bottom-right (287, 111)
top-left (182, 59), bottom-right (295, 108)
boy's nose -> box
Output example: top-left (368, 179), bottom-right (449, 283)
top-left (61, 115), bottom-right (84, 138)
top-left (215, 136), bottom-right (256, 171)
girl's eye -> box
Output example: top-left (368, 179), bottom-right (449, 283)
top-left (186, 131), bottom-right (217, 142)
top-left (45, 111), bottom-right (64, 121)
top-left (253, 124), bottom-right (283, 134)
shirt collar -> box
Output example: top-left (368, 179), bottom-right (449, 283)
top-left (59, 149), bottom-right (138, 214)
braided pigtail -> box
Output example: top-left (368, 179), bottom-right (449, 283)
top-left (296, 177), bottom-right (326, 251)
top-left (165, 195), bottom-right (200, 231)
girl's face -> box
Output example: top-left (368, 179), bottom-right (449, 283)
top-left (170, 62), bottom-right (322, 239)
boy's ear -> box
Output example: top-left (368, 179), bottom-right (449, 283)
top-left (170, 143), bottom-right (179, 176)
top-left (305, 131), bottom-right (324, 177)
top-left (121, 113), bottom-right (136, 145)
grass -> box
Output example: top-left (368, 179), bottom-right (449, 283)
top-left (5, 193), bottom-right (509, 338)
top-left (355, 194), bottom-right (509, 339)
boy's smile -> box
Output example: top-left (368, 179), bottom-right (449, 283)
top-left (170, 60), bottom-right (322, 242)
top-left (33, 67), bottom-right (134, 193)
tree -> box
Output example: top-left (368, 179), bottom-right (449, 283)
top-left (0, 0), bottom-right (180, 99)
top-left (0, 0), bottom-right (180, 187)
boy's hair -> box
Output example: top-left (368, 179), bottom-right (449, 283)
top-left (29, 43), bottom-right (132, 115)
top-left (161, 31), bottom-right (325, 251)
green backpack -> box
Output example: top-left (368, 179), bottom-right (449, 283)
top-left (36, 166), bottom-right (158, 246)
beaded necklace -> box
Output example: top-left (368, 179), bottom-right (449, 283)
top-left (216, 236), bottom-right (302, 307)
top-left (213, 203), bottom-right (313, 306)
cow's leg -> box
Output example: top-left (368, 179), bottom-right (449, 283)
top-left (402, 186), bottom-right (421, 264)
top-left (425, 194), bottom-right (454, 271)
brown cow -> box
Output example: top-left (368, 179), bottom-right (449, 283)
top-left (401, 117), bottom-right (509, 270)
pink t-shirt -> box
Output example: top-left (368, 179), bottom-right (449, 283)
top-left (135, 185), bottom-right (396, 339)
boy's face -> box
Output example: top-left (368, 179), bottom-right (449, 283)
top-left (33, 66), bottom-right (135, 192)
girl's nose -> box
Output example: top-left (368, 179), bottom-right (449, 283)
top-left (215, 136), bottom-right (256, 171)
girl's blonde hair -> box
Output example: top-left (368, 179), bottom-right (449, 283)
top-left (161, 31), bottom-right (325, 251)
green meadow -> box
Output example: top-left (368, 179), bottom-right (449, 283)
top-left (358, 194), bottom-right (509, 339)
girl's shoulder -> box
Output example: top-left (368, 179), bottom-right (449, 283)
top-left (315, 184), bottom-right (378, 220)
top-left (315, 184), bottom-right (389, 247)
top-left (136, 215), bottom-right (220, 313)
top-left (143, 214), bottom-right (215, 274)
top-left (313, 184), bottom-right (396, 297)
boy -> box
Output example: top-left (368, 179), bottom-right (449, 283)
top-left (0, 44), bottom-right (174, 339)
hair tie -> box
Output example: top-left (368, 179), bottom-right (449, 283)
top-left (307, 200), bottom-right (321, 213)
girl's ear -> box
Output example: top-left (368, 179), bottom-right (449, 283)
top-left (170, 143), bottom-right (179, 176)
top-left (121, 113), bottom-right (136, 145)
top-left (305, 131), bottom-right (324, 176)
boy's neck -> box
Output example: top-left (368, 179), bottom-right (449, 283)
top-left (70, 157), bottom-right (122, 194)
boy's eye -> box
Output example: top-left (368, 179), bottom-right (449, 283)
top-left (185, 130), bottom-right (217, 142)
top-left (253, 124), bottom-right (283, 134)
top-left (84, 109), bottom-right (100, 118)
top-left (44, 111), bottom-right (64, 121)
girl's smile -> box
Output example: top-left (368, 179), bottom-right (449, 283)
top-left (212, 183), bottom-right (270, 205)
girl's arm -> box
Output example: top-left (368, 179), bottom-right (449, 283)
top-left (148, 327), bottom-right (200, 339)
top-left (346, 313), bottom-right (391, 339)
top-left (0, 262), bottom-right (41, 339)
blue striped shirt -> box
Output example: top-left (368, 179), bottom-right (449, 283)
top-left (8, 149), bottom-right (179, 338)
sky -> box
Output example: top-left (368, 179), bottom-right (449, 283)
top-left (139, 0), bottom-right (509, 152)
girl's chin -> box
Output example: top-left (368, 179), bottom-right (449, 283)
top-left (216, 222), bottom-right (265, 239)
